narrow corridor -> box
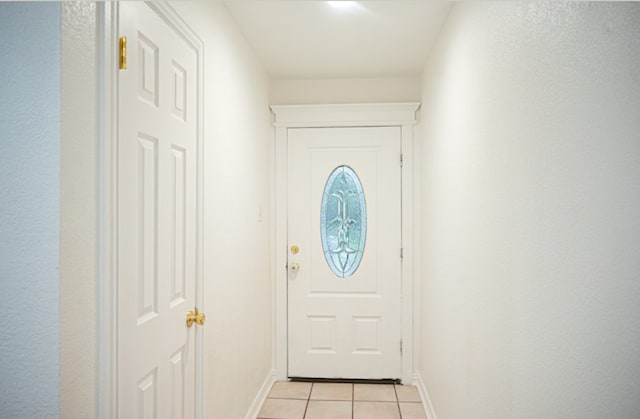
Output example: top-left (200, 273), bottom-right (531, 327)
top-left (257, 381), bottom-right (426, 419)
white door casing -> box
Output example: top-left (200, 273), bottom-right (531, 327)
top-left (272, 103), bottom-right (420, 384)
top-left (113, 2), bottom-right (204, 418)
top-left (287, 127), bottom-right (402, 379)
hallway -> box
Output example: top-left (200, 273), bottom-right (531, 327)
top-left (1, 1), bottom-right (639, 418)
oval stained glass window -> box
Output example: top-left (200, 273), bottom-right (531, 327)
top-left (320, 165), bottom-right (366, 278)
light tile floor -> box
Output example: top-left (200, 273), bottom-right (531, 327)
top-left (257, 381), bottom-right (427, 419)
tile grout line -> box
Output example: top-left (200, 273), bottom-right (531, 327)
top-left (395, 384), bottom-right (403, 419)
top-left (302, 383), bottom-right (312, 419)
top-left (352, 383), bottom-right (355, 419)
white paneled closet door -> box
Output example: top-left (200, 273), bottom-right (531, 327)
top-left (117, 3), bottom-right (202, 418)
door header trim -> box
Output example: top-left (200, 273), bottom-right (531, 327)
top-left (270, 102), bottom-right (420, 128)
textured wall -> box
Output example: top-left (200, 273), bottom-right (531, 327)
top-left (0, 3), bottom-right (61, 418)
top-left (60, 2), bottom-right (98, 418)
top-left (172, 3), bottom-right (273, 418)
top-left (420, 2), bottom-right (640, 418)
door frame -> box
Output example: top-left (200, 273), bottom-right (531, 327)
top-left (271, 103), bottom-right (420, 384)
top-left (98, 2), bottom-right (205, 418)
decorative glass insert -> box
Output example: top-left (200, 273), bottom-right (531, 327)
top-left (320, 165), bottom-right (366, 278)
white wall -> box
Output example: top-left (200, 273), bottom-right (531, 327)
top-left (270, 77), bottom-right (421, 105)
top-left (172, 3), bottom-right (272, 418)
top-left (0, 3), bottom-right (61, 417)
top-left (419, 2), bottom-right (640, 418)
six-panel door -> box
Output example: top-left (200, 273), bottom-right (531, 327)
top-left (117, 3), bottom-right (199, 418)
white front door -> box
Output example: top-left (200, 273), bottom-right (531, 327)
top-left (287, 126), bottom-right (402, 379)
top-left (117, 3), bottom-right (201, 417)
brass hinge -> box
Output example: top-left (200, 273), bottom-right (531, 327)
top-left (400, 153), bottom-right (404, 167)
top-left (400, 339), bottom-right (403, 355)
top-left (400, 247), bottom-right (404, 261)
top-left (119, 36), bottom-right (127, 70)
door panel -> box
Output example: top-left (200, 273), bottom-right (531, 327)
top-left (118, 3), bottom-right (199, 417)
top-left (288, 127), bottom-right (402, 379)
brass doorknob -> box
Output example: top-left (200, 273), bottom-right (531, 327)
top-left (186, 307), bottom-right (206, 328)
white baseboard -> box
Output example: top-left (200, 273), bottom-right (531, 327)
top-left (412, 372), bottom-right (437, 419)
top-left (244, 370), bottom-right (277, 419)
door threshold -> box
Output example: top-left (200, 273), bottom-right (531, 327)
top-left (289, 377), bottom-right (400, 385)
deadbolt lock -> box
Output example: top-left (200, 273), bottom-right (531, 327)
top-left (290, 245), bottom-right (300, 254)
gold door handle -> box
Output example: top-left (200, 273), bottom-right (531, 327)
top-left (186, 307), bottom-right (206, 328)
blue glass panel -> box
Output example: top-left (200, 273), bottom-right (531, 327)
top-left (320, 165), bottom-right (366, 278)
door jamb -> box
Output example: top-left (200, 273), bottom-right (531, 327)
top-left (98, 4), bottom-right (117, 417)
top-left (98, 2), bottom-right (205, 418)
top-left (271, 103), bottom-right (420, 384)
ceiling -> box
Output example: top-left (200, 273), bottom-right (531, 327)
top-left (224, 1), bottom-right (452, 79)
